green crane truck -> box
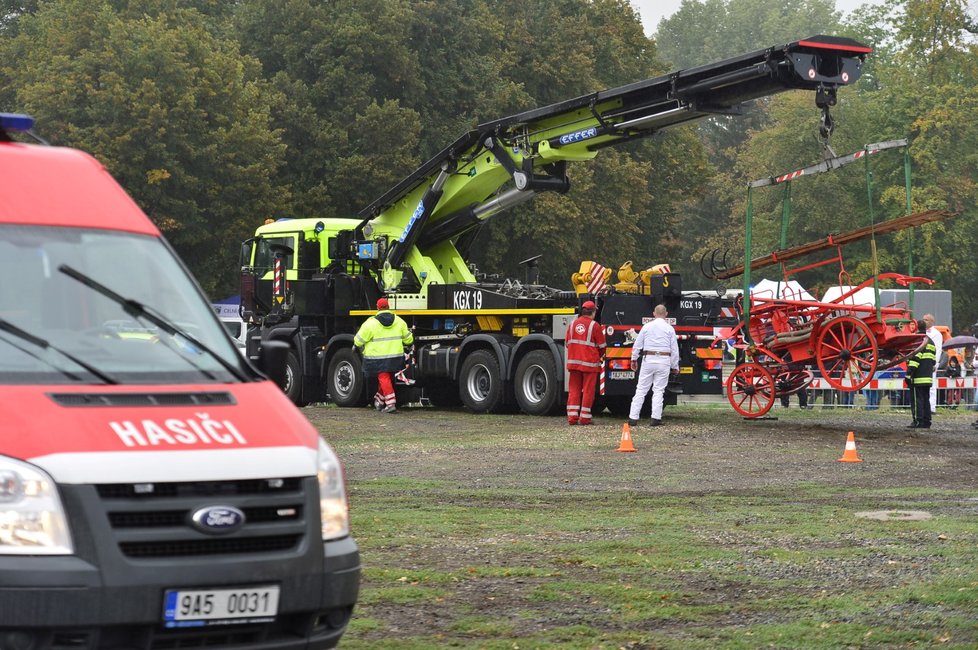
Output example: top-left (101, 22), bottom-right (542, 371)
top-left (239, 35), bottom-right (871, 415)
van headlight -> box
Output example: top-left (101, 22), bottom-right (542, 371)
top-left (0, 456), bottom-right (73, 555)
top-left (316, 439), bottom-right (350, 540)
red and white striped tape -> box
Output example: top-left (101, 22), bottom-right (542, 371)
top-left (273, 258), bottom-right (283, 296)
top-left (806, 376), bottom-right (978, 390)
top-left (775, 169), bottom-right (805, 183)
top-left (586, 263), bottom-right (607, 294)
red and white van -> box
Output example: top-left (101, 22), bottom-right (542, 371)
top-left (0, 114), bottom-right (359, 648)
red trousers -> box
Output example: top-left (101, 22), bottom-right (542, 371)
top-left (374, 372), bottom-right (396, 408)
top-left (566, 371), bottom-right (598, 424)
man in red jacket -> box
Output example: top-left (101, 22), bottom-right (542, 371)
top-left (565, 300), bottom-right (606, 425)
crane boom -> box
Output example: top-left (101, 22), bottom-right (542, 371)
top-left (361, 35), bottom-right (871, 274)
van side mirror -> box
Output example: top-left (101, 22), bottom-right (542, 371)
top-left (259, 340), bottom-right (289, 389)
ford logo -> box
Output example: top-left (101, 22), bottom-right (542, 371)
top-left (190, 506), bottom-right (246, 535)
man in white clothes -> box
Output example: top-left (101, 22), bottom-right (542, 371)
top-left (628, 304), bottom-right (679, 426)
top-left (923, 313), bottom-right (942, 414)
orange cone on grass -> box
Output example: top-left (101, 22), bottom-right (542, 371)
top-left (616, 422), bottom-right (637, 453)
top-left (837, 431), bottom-right (863, 463)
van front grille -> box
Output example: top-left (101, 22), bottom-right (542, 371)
top-left (96, 477), bottom-right (302, 499)
top-left (120, 534), bottom-right (302, 558)
top-left (95, 478), bottom-right (310, 560)
top-left (49, 392), bottom-right (236, 407)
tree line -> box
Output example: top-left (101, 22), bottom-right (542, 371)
top-left (1, 0), bottom-right (975, 329)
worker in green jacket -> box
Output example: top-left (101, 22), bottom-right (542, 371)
top-left (907, 320), bottom-right (937, 429)
top-left (354, 298), bottom-right (414, 413)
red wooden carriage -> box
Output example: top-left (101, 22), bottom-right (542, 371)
top-left (704, 139), bottom-right (955, 418)
top-left (721, 272), bottom-right (930, 417)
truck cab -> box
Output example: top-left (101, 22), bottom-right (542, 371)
top-left (0, 114), bottom-right (359, 648)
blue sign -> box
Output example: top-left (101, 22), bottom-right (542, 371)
top-left (559, 127), bottom-right (598, 146)
top-left (211, 296), bottom-right (240, 319)
top-left (357, 243), bottom-right (377, 260)
top-left (399, 199), bottom-right (427, 243)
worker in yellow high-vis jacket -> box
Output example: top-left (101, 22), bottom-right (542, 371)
top-left (354, 298), bottom-right (414, 413)
top-left (907, 320), bottom-right (937, 430)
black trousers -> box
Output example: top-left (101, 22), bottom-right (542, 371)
top-left (910, 383), bottom-right (932, 426)
top-left (780, 388), bottom-right (808, 407)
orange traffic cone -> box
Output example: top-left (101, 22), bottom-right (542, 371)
top-left (616, 422), bottom-right (637, 453)
top-left (837, 431), bottom-right (863, 463)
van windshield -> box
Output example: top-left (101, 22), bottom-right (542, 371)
top-left (0, 225), bottom-right (249, 385)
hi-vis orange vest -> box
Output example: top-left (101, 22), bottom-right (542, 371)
top-left (565, 316), bottom-right (606, 373)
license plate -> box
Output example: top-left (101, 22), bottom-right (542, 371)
top-left (163, 585), bottom-right (280, 626)
top-left (609, 371), bottom-right (635, 380)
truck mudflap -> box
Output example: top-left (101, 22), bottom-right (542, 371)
top-left (0, 480), bottom-right (360, 649)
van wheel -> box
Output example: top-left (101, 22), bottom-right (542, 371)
top-left (283, 350), bottom-right (307, 407)
top-left (514, 350), bottom-right (560, 415)
top-left (327, 348), bottom-right (367, 407)
top-left (458, 350), bottom-right (504, 413)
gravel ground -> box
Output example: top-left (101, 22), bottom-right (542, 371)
top-left (305, 404), bottom-right (978, 647)
top-left (310, 404), bottom-right (978, 493)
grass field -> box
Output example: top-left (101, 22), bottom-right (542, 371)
top-left (308, 405), bottom-right (978, 649)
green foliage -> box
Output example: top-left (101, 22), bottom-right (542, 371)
top-left (0, 0), bottom-right (38, 36)
top-left (656, 0), bottom-right (842, 68)
top-left (0, 0), bottom-right (286, 297)
top-left (654, 0), bottom-right (978, 327)
top-left (3, 0), bottom-right (975, 326)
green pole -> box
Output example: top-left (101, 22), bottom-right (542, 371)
top-left (866, 150), bottom-right (881, 321)
top-left (905, 150), bottom-right (914, 311)
top-left (744, 186), bottom-right (754, 343)
top-left (779, 182), bottom-right (791, 249)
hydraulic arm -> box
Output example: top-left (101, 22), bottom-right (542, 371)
top-left (292, 35), bottom-right (868, 297)
top-left (352, 35), bottom-right (869, 286)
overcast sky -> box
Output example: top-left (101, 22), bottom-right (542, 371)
top-left (631, 0), bottom-right (877, 34)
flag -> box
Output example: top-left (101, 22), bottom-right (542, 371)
top-left (586, 263), bottom-right (607, 295)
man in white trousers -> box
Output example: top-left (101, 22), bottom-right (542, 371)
top-left (923, 314), bottom-right (942, 414)
top-left (628, 304), bottom-right (679, 426)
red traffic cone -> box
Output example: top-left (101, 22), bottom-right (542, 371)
top-left (616, 422), bottom-right (637, 453)
top-left (837, 431), bottom-right (863, 463)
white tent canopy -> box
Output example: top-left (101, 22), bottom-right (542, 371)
top-left (749, 279), bottom-right (888, 307)
top-left (820, 285), bottom-right (877, 307)
top-left (750, 278), bottom-right (817, 302)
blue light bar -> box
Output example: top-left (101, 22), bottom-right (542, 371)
top-left (0, 113), bottom-right (35, 132)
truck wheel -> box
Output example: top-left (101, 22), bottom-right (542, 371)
top-left (283, 350), bottom-right (308, 407)
top-left (604, 395), bottom-right (632, 418)
top-left (425, 381), bottom-right (463, 408)
top-left (514, 350), bottom-right (560, 415)
top-left (458, 349), bottom-right (504, 413)
top-left (327, 348), bottom-right (367, 407)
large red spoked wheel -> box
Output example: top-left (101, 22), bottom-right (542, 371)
top-left (726, 363), bottom-right (775, 418)
top-left (816, 316), bottom-right (878, 391)
top-left (775, 368), bottom-right (814, 396)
